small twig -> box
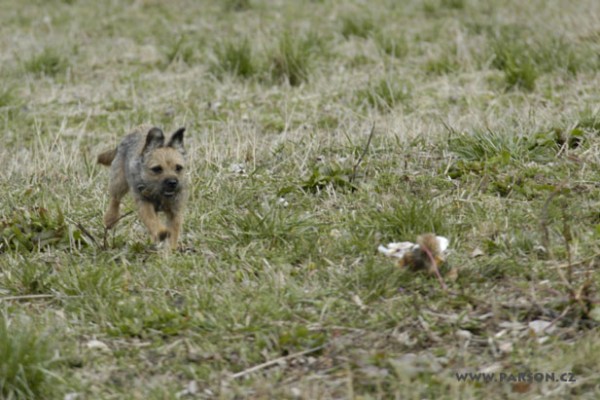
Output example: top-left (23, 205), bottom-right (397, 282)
top-left (438, 117), bottom-right (457, 143)
top-left (543, 305), bottom-right (571, 334)
top-left (581, 259), bottom-right (595, 317)
top-left (102, 211), bottom-right (134, 249)
top-left (553, 197), bottom-right (591, 313)
top-left (574, 276), bottom-right (594, 317)
top-left (554, 258), bottom-right (574, 292)
top-left (350, 123), bottom-right (376, 184)
top-left (550, 253), bottom-right (600, 269)
top-left (230, 345), bottom-right (325, 379)
top-left (538, 182), bottom-right (598, 310)
top-left (539, 184), bottom-right (566, 254)
top-left (556, 141), bottom-right (569, 158)
top-left (561, 200), bottom-right (573, 283)
top-left (75, 222), bottom-right (99, 248)
top-left (114, 210), bottom-right (134, 225)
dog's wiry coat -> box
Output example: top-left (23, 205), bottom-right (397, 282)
top-left (98, 125), bottom-right (188, 249)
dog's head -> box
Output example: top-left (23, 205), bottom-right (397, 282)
top-left (141, 127), bottom-right (186, 198)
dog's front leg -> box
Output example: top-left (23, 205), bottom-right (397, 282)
top-left (137, 201), bottom-right (169, 243)
top-left (166, 211), bottom-right (183, 250)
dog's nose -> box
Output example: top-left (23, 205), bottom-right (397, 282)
top-left (165, 178), bottom-right (178, 189)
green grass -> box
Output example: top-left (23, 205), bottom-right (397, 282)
top-left (448, 129), bottom-right (532, 163)
top-left (0, 313), bottom-right (58, 399)
top-left (425, 50), bottom-right (461, 76)
top-left (211, 37), bottom-right (257, 79)
top-left (222, 0), bottom-right (253, 12)
top-left (488, 26), bottom-right (597, 90)
top-left (268, 31), bottom-right (324, 86)
top-left (163, 36), bottom-right (197, 66)
top-left (355, 78), bottom-right (411, 111)
top-left (576, 109), bottom-right (600, 133)
top-left (441, 0), bottom-right (466, 9)
top-left (375, 32), bottom-right (409, 58)
top-left (23, 48), bottom-right (68, 78)
top-left (0, 85), bottom-right (17, 108)
top-left (340, 13), bottom-right (375, 39)
top-left (490, 31), bottom-right (539, 90)
top-left (1, 0), bottom-right (600, 398)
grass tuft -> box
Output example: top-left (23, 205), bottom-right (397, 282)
top-left (218, 205), bottom-right (318, 250)
top-left (375, 33), bottom-right (409, 58)
top-left (0, 313), bottom-right (56, 400)
top-left (269, 32), bottom-right (322, 86)
top-left (23, 48), bottom-right (68, 78)
top-left (0, 86), bottom-right (17, 108)
top-left (449, 129), bottom-right (529, 163)
top-left (490, 33), bottom-right (538, 91)
top-left (489, 27), bottom-right (592, 89)
top-left (424, 50), bottom-right (460, 75)
top-left (371, 198), bottom-right (447, 241)
top-left (222, 0), bottom-right (252, 12)
top-left (355, 78), bottom-right (411, 111)
top-left (340, 14), bottom-right (375, 39)
top-left (576, 109), bottom-right (600, 133)
top-left (211, 38), bottom-right (257, 79)
top-left (0, 206), bottom-right (88, 253)
top-left (301, 163), bottom-right (358, 193)
top-left (164, 36), bottom-right (197, 66)
top-left (502, 57), bottom-right (538, 91)
top-left (441, 0), bottom-right (466, 10)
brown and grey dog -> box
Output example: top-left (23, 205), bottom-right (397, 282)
top-left (98, 125), bottom-right (188, 250)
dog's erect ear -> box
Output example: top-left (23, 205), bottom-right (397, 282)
top-left (142, 127), bottom-right (165, 155)
top-left (167, 127), bottom-right (185, 154)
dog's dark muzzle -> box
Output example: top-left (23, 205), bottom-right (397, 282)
top-left (163, 178), bottom-right (179, 197)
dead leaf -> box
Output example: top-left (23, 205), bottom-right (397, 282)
top-left (528, 320), bottom-right (554, 335)
top-left (352, 294), bottom-right (366, 310)
top-left (85, 339), bottom-right (110, 352)
top-left (512, 382), bottom-right (532, 393)
top-left (498, 321), bottom-right (526, 331)
top-left (446, 266), bottom-right (458, 281)
top-left (470, 247), bottom-right (485, 258)
top-left (176, 381), bottom-right (198, 398)
top-left (481, 362), bottom-right (503, 374)
top-left (498, 341), bottom-right (513, 353)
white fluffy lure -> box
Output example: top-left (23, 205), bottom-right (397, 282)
top-left (378, 236), bottom-right (449, 259)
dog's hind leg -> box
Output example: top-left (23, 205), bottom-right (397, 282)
top-left (104, 163), bottom-right (129, 229)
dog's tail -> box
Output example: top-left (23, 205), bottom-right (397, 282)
top-left (97, 147), bottom-right (117, 166)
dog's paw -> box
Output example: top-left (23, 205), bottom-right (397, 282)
top-left (158, 230), bottom-right (171, 241)
top-left (104, 215), bottom-right (119, 229)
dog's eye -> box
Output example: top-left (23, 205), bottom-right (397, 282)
top-left (175, 164), bottom-right (183, 172)
top-left (151, 166), bottom-right (163, 174)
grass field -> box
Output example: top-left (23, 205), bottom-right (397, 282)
top-left (1, 0), bottom-right (600, 398)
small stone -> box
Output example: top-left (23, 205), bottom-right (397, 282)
top-left (455, 329), bottom-right (472, 341)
